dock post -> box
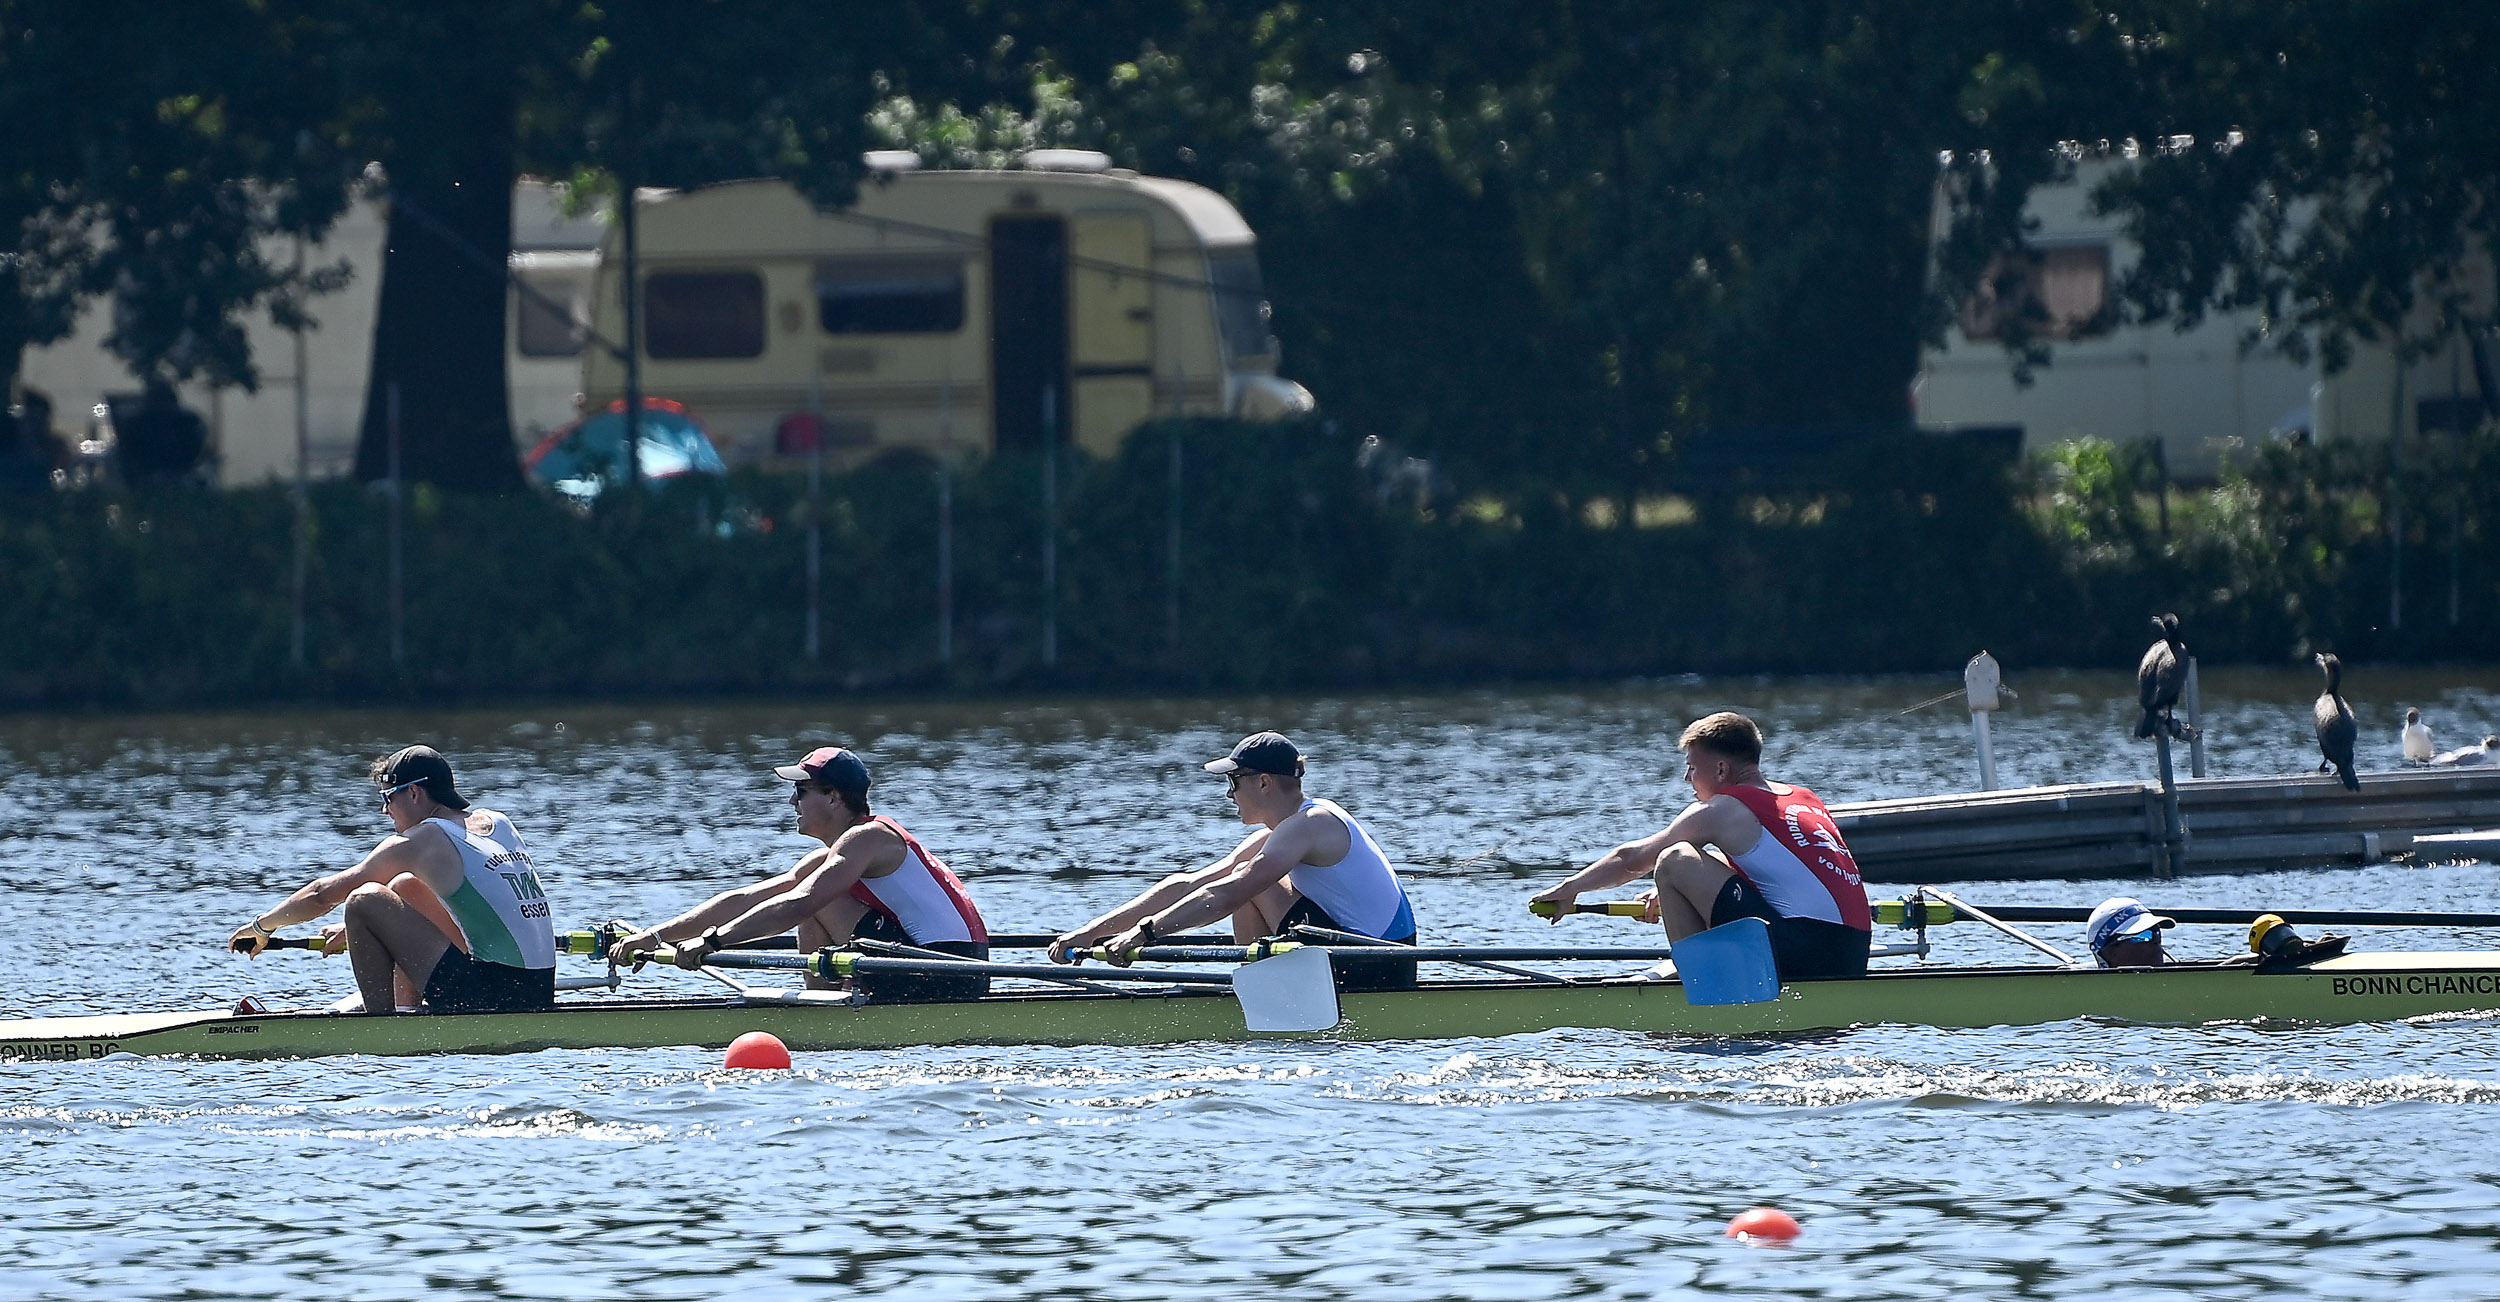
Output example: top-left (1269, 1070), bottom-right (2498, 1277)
top-left (2152, 731), bottom-right (2185, 878)
top-left (2183, 657), bottom-right (2207, 778)
top-left (1964, 651), bottom-right (2004, 790)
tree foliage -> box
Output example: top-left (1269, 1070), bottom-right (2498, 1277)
top-left (2090, 1), bottom-right (2500, 395)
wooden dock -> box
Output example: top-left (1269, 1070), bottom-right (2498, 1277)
top-left (1830, 767), bottom-right (2500, 882)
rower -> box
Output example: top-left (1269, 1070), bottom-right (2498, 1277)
top-left (1046, 731), bottom-right (1420, 991)
top-left (230, 746), bottom-right (557, 1015)
top-left (2085, 897), bottom-right (2175, 968)
top-left (607, 746), bottom-right (990, 1002)
top-left (1530, 711), bottom-right (1872, 979)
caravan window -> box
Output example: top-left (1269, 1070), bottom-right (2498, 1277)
top-left (1206, 249), bottom-right (1274, 364)
top-left (645, 271), bottom-right (766, 358)
top-left (1960, 244), bottom-right (2111, 342)
top-left (514, 268), bottom-right (588, 358)
top-left (817, 259), bottom-right (964, 334)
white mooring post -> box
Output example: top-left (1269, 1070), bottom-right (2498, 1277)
top-left (1964, 651), bottom-right (2004, 791)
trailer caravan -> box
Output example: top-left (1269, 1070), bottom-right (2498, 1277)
top-left (576, 157), bottom-right (1314, 465)
top-left (1913, 163), bottom-right (2321, 480)
top-left (1916, 161), bottom-right (2500, 476)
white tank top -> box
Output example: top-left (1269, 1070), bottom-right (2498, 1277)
top-left (848, 816), bottom-right (987, 944)
top-left (1285, 799), bottom-right (1416, 940)
top-left (425, 815), bottom-right (557, 970)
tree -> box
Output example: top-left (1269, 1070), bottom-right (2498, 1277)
top-left (891, 1), bottom-right (2113, 501)
top-left (2092, 1), bottom-right (2500, 409)
top-left (323, 0), bottom-right (937, 489)
top-left (0, 0), bottom-right (346, 396)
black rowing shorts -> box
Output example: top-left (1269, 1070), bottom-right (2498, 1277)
top-left (423, 948), bottom-right (556, 1014)
top-left (850, 909), bottom-right (992, 1004)
top-left (1275, 895), bottom-right (1419, 993)
top-left (1709, 876), bottom-right (1870, 980)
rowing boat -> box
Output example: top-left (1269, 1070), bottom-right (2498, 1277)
top-left (9, 946), bottom-right (2499, 1064)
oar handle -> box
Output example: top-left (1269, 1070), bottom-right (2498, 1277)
top-left (231, 936), bottom-right (332, 954)
top-left (1528, 901), bottom-right (1649, 918)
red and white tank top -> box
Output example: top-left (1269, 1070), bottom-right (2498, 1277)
top-left (848, 815), bottom-right (988, 944)
top-left (1717, 784), bottom-right (1871, 931)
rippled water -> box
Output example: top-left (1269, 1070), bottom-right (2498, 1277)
top-left (8, 669), bottom-right (2500, 1298)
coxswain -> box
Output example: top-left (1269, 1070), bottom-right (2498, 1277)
top-left (2313, 653), bottom-right (2360, 790)
top-left (230, 746), bottom-right (557, 1014)
top-left (2084, 897), bottom-right (2175, 968)
top-left (1530, 711), bottom-right (1872, 979)
top-left (1047, 731), bottom-right (1420, 991)
top-left (607, 746), bottom-right (990, 1002)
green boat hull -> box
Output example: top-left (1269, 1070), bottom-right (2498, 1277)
top-left (7, 950), bottom-right (2498, 1064)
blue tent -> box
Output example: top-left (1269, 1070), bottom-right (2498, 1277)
top-left (525, 399), bottom-right (727, 502)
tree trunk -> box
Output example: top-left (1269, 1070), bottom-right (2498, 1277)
top-left (354, 85), bottom-right (522, 491)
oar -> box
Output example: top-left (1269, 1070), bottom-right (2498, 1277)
top-left (1926, 890), bottom-right (2075, 964)
top-left (1881, 903), bottom-right (2500, 929)
top-left (849, 938), bottom-right (1145, 998)
top-left (652, 945), bottom-right (1341, 1032)
top-left (1066, 943), bottom-right (1685, 964)
top-left (561, 928), bottom-right (1237, 957)
top-left (1288, 923), bottom-right (1572, 984)
top-left (1529, 901), bottom-right (1649, 918)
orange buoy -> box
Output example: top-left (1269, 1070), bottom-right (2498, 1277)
top-left (1725, 1207), bottom-right (1802, 1242)
top-left (723, 1031), bottom-right (792, 1070)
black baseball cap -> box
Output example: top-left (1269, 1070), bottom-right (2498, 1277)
top-left (376, 745), bottom-right (470, 811)
top-left (774, 746), bottom-right (872, 802)
top-left (1204, 731), bottom-right (1305, 777)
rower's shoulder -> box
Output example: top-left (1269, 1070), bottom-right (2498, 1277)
top-left (834, 816), bottom-right (908, 857)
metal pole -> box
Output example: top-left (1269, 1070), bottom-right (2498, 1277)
top-left (1041, 383), bottom-right (1057, 670)
top-left (386, 382), bottom-right (404, 670)
top-left (1971, 712), bottom-right (1998, 791)
top-left (2151, 435), bottom-right (2169, 545)
top-left (937, 368), bottom-right (953, 666)
top-left (289, 236), bottom-right (310, 672)
top-left (2183, 656), bottom-right (2207, 778)
top-left (805, 376), bottom-right (821, 662)
top-left (1167, 422), bottom-right (1183, 662)
top-left (620, 173), bottom-right (642, 492)
top-left (2152, 730), bottom-right (2184, 879)
top-left (2389, 368), bottom-right (2405, 630)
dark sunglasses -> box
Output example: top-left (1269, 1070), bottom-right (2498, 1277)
top-left (1225, 771), bottom-right (1264, 792)
top-left (377, 779), bottom-right (425, 810)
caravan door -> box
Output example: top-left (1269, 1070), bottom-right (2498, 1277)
top-left (1070, 213), bottom-right (1155, 458)
top-left (989, 215), bottom-right (1069, 453)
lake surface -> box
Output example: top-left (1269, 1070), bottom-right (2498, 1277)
top-left (7, 667), bottom-right (2500, 1299)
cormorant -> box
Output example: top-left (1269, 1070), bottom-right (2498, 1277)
top-left (2135, 614), bottom-right (2192, 740)
top-left (2313, 653), bottom-right (2360, 790)
top-left (2403, 708), bottom-right (2434, 763)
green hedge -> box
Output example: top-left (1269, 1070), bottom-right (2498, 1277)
top-left (4, 420), bottom-right (2494, 706)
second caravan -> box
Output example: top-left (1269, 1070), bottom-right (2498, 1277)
top-left (579, 153), bottom-right (1315, 464)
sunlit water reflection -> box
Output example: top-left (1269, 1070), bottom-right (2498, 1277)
top-left (7, 668), bottom-right (2500, 1298)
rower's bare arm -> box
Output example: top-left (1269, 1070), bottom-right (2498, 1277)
top-left (1528, 803), bottom-right (1723, 922)
top-left (233, 832), bottom-right (430, 955)
top-left (708, 828), bottom-right (901, 950)
top-left (1048, 832), bottom-right (1270, 961)
top-left (609, 855), bottom-right (820, 960)
top-left (1133, 826), bottom-right (1304, 940)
